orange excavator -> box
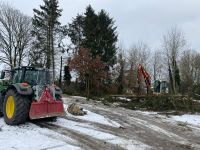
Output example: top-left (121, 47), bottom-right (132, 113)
top-left (137, 64), bottom-right (152, 94)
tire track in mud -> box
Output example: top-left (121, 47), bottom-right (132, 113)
top-left (93, 106), bottom-right (200, 149)
top-left (73, 103), bottom-right (200, 150)
top-left (34, 121), bottom-right (124, 150)
top-left (61, 116), bottom-right (125, 137)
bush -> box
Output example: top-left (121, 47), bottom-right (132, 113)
top-left (100, 95), bottom-right (200, 113)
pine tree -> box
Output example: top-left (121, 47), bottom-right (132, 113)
top-left (67, 14), bottom-right (84, 53)
top-left (32, 0), bottom-right (62, 79)
top-left (97, 10), bottom-right (117, 66)
top-left (82, 5), bottom-right (99, 57)
top-left (67, 5), bottom-right (118, 67)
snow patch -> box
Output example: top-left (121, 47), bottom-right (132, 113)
top-left (0, 118), bottom-right (80, 150)
top-left (65, 96), bottom-right (87, 100)
top-left (56, 118), bottom-right (150, 150)
top-left (64, 104), bottom-right (121, 128)
top-left (135, 110), bottom-right (158, 115)
top-left (171, 114), bottom-right (200, 126)
top-left (118, 97), bottom-right (131, 102)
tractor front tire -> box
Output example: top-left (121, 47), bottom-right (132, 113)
top-left (3, 89), bottom-right (31, 125)
top-left (0, 93), bottom-right (3, 117)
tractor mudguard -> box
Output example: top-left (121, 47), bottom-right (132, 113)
top-left (7, 83), bottom-right (33, 95)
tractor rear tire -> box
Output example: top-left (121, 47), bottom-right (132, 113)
top-left (3, 89), bottom-right (31, 125)
top-left (0, 93), bottom-right (3, 117)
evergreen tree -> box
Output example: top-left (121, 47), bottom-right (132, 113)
top-left (67, 5), bottom-right (118, 67)
top-left (67, 14), bottom-right (84, 52)
top-left (32, 0), bottom-right (62, 79)
top-left (82, 5), bottom-right (99, 57)
top-left (64, 66), bottom-right (71, 86)
top-left (175, 61), bottom-right (181, 92)
top-left (168, 64), bottom-right (174, 94)
top-left (97, 10), bottom-right (117, 66)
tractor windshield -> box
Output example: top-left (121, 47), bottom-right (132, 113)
top-left (24, 70), bottom-right (51, 86)
top-left (12, 67), bottom-right (52, 86)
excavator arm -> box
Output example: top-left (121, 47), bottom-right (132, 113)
top-left (137, 64), bottom-right (151, 94)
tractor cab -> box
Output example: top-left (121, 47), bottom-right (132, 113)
top-left (0, 70), bottom-right (11, 92)
top-left (0, 70), bottom-right (11, 80)
top-left (11, 66), bottom-right (51, 86)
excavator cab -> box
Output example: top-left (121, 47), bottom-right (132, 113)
top-left (154, 80), bottom-right (168, 94)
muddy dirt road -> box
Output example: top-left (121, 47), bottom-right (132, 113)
top-left (60, 96), bottom-right (200, 150)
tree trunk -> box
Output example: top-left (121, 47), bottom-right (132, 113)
top-left (168, 63), bottom-right (174, 94)
top-left (51, 30), bottom-right (55, 81)
top-left (46, 27), bottom-right (51, 69)
top-left (173, 64), bottom-right (176, 95)
top-left (86, 75), bottom-right (90, 100)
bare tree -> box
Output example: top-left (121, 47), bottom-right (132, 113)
top-left (152, 50), bottom-right (164, 81)
top-left (193, 53), bottom-right (200, 85)
top-left (117, 47), bottom-right (126, 94)
top-left (180, 50), bottom-right (195, 85)
top-left (180, 50), bottom-right (200, 95)
top-left (128, 42), bottom-right (151, 69)
top-left (127, 42), bottom-right (151, 87)
top-left (0, 3), bottom-right (32, 69)
top-left (163, 27), bottom-right (186, 94)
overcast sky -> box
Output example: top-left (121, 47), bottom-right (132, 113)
top-left (2, 0), bottom-right (200, 51)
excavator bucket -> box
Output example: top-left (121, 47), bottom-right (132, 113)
top-left (29, 87), bottom-right (65, 119)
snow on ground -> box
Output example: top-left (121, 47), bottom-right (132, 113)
top-left (70, 96), bottom-right (87, 100)
top-left (0, 105), bottom-right (150, 150)
top-left (117, 97), bottom-right (131, 102)
top-left (135, 110), bottom-right (158, 115)
top-left (135, 110), bottom-right (200, 127)
top-left (170, 114), bottom-right (200, 126)
top-left (64, 104), bottom-right (121, 128)
top-left (0, 118), bottom-right (80, 150)
top-left (55, 118), bottom-right (150, 150)
top-left (62, 103), bottom-right (150, 149)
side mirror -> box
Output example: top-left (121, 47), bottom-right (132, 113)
top-left (0, 71), bottom-right (5, 79)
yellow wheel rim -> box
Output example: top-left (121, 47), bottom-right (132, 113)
top-left (6, 96), bottom-right (15, 119)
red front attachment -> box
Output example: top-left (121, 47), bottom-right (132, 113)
top-left (29, 87), bottom-right (65, 120)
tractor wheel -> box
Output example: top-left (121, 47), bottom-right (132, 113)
top-left (0, 93), bottom-right (4, 117)
top-left (3, 89), bottom-right (31, 125)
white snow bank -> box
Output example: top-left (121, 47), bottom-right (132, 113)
top-left (135, 110), bottom-right (158, 115)
top-left (70, 96), bottom-right (87, 100)
top-left (171, 114), bottom-right (200, 126)
top-left (118, 97), bottom-right (131, 102)
top-left (64, 104), bottom-right (121, 128)
top-left (0, 118), bottom-right (80, 150)
top-left (56, 118), bottom-right (150, 150)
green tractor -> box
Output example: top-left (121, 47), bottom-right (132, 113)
top-left (0, 66), bottom-right (65, 125)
